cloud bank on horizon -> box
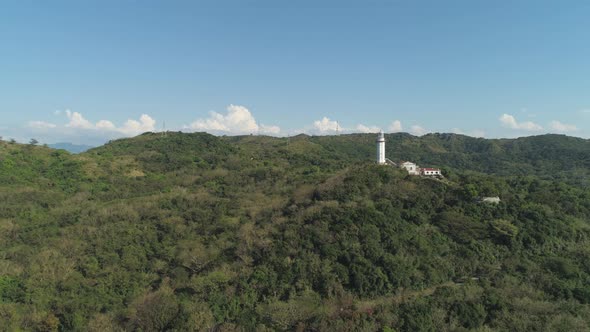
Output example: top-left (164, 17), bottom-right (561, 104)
top-left (185, 104), bottom-right (280, 135)
top-left (29, 111), bottom-right (156, 136)
top-left (17, 105), bottom-right (585, 145)
top-left (499, 113), bottom-right (578, 133)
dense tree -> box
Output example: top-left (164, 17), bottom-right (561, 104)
top-left (0, 132), bottom-right (589, 330)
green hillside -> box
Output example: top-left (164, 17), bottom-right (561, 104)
top-left (0, 133), bottom-right (590, 331)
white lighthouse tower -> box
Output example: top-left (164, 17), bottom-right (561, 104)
top-left (376, 131), bottom-right (386, 164)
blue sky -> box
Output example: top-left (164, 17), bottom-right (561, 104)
top-left (1, 0), bottom-right (590, 145)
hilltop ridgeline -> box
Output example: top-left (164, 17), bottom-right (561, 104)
top-left (0, 132), bottom-right (590, 331)
top-left (95, 131), bottom-right (590, 177)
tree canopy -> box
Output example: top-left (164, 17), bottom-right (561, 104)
top-left (0, 132), bottom-right (589, 331)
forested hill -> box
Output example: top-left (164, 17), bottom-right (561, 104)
top-left (1, 132), bottom-right (590, 331)
top-left (91, 131), bottom-right (590, 178)
top-left (223, 132), bottom-right (590, 181)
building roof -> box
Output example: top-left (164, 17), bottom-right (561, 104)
top-left (421, 168), bottom-right (440, 171)
top-left (481, 197), bottom-right (501, 204)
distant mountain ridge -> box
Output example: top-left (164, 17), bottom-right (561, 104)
top-left (48, 142), bottom-right (94, 153)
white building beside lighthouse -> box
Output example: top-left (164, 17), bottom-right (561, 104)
top-left (400, 161), bottom-right (419, 175)
top-left (376, 131), bottom-right (386, 164)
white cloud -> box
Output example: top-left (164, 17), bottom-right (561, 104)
top-left (499, 114), bottom-right (543, 131)
top-left (65, 110), bottom-right (93, 129)
top-left (48, 110), bottom-right (157, 136)
top-left (410, 125), bottom-right (428, 136)
top-left (186, 104), bottom-right (280, 135)
top-left (96, 120), bottom-right (116, 130)
top-left (260, 124), bottom-right (281, 135)
top-left (28, 121), bottom-right (57, 129)
top-left (312, 117), bottom-right (339, 133)
top-left (549, 120), bottom-right (578, 132)
top-left (579, 109), bottom-right (590, 114)
top-left (499, 114), bottom-right (519, 128)
top-left (189, 112), bottom-right (227, 131)
top-left (470, 130), bottom-right (486, 138)
top-left (356, 124), bottom-right (380, 133)
top-left (119, 114), bottom-right (157, 136)
top-left (389, 120), bottom-right (403, 132)
top-left (305, 119), bottom-right (405, 135)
